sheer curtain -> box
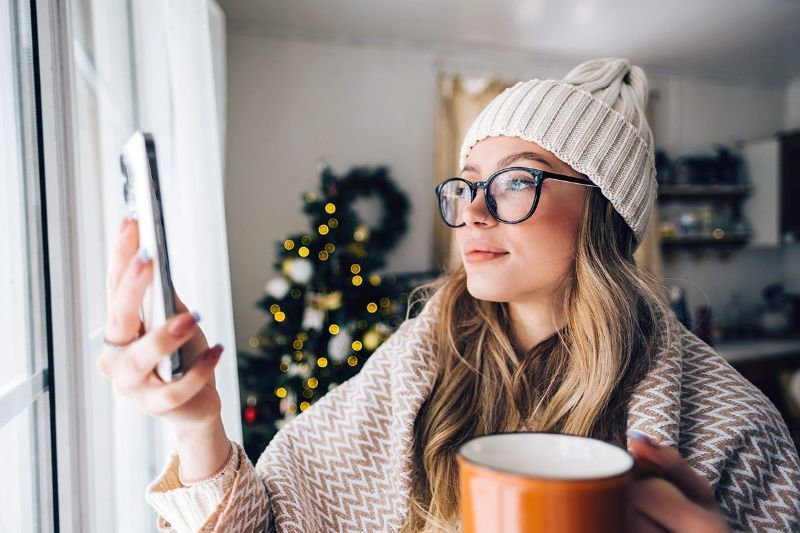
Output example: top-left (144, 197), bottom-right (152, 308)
top-left (131, 0), bottom-right (241, 462)
top-left (76, 1), bottom-right (239, 530)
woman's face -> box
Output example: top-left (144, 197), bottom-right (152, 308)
top-left (454, 135), bottom-right (589, 304)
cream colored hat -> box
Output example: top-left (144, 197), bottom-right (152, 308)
top-left (459, 57), bottom-right (657, 248)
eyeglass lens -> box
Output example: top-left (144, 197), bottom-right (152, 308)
top-left (438, 169), bottom-right (538, 226)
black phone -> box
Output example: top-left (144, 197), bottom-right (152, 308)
top-left (119, 131), bottom-right (186, 382)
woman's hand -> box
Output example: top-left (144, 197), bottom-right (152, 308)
top-left (625, 430), bottom-right (730, 533)
top-left (96, 215), bottom-right (225, 432)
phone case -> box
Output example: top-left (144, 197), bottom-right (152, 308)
top-left (120, 131), bottom-right (185, 382)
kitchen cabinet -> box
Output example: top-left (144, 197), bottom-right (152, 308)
top-left (741, 129), bottom-right (800, 247)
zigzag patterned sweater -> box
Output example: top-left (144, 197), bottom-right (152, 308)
top-left (146, 291), bottom-right (800, 532)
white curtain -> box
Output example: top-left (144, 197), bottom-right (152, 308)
top-left (65, 1), bottom-right (235, 530)
top-left (130, 0), bottom-right (241, 517)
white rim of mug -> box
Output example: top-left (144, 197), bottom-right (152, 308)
top-left (456, 430), bottom-right (635, 482)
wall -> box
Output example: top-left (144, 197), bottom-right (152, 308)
top-left (786, 75), bottom-right (800, 131)
top-left (224, 31), bottom-right (795, 350)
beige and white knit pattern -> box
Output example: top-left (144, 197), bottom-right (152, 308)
top-left (458, 57), bottom-right (658, 247)
top-left (146, 289), bottom-right (800, 532)
top-left (147, 441), bottom-right (242, 532)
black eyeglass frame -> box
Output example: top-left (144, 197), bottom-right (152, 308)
top-left (435, 166), bottom-right (599, 228)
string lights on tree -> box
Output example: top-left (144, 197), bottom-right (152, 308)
top-left (237, 162), bottom-right (411, 455)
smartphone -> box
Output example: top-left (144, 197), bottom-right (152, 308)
top-left (120, 131), bottom-right (185, 382)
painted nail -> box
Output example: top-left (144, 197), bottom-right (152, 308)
top-left (126, 208), bottom-right (137, 220)
top-left (191, 310), bottom-right (202, 324)
top-left (626, 429), bottom-right (656, 445)
top-left (169, 312), bottom-right (198, 336)
top-left (130, 248), bottom-right (150, 275)
top-left (205, 343), bottom-right (224, 361)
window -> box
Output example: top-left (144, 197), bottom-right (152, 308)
top-left (2, 2), bottom-right (236, 530)
top-left (0, 0), bottom-right (55, 531)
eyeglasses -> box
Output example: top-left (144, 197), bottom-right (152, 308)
top-left (435, 166), bottom-right (599, 228)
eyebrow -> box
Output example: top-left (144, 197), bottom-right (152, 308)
top-left (461, 151), bottom-right (553, 174)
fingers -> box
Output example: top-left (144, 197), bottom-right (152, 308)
top-left (173, 290), bottom-right (189, 313)
top-left (626, 507), bottom-right (671, 533)
top-left (627, 430), bottom-right (717, 508)
top-left (100, 311), bottom-right (200, 393)
top-left (105, 216), bottom-right (146, 344)
top-left (138, 344), bottom-right (224, 415)
top-left (126, 311), bottom-right (201, 383)
top-left (628, 477), bottom-right (726, 533)
top-left (105, 249), bottom-right (153, 343)
top-left (106, 216), bottom-right (139, 298)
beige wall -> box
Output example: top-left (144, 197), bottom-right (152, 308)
top-left (224, 31), bottom-right (795, 351)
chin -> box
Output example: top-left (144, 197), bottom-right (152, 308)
top-left (464, 276), bottom-right (511, 303)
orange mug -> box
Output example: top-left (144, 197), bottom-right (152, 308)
top-left (456, 432), bottom-right (634, 533)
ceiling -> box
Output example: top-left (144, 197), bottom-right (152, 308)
top-left (217, 0), bottom-right (800, 87)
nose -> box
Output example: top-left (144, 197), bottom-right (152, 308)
top-left (461, 187), bottom-right (494, 226)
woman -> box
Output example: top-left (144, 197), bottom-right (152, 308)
top-left (98, 58), bottom-right (800, 532)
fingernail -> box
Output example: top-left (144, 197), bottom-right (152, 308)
top-left (131, 248), bottom-right (150, 275)
top-left (126, 208), bottom-right (137, 220)
top-left (191, 310), bottom-right (202, 324)
top-left (626, 429), bottom-right (656, 445)
top-left (205, 343), bottom-right (223, 361)
top-left (169, 312), bottom-right (198, 336)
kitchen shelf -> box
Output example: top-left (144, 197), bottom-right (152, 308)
top-left (660, 231), bottom-right (751, 245)
top-left (658, 184), bottom-right (752, 197)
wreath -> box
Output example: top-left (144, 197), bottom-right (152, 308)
top-left (313, 164), bottom-right (410, 253)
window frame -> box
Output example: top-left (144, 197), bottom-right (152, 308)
top-left (32, 0), bottom-right (91, 529)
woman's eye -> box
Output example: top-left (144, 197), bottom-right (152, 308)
top-left (509, 179), bottom-right (534, 191)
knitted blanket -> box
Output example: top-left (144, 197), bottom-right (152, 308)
top-left (147, 290), bottom-right (800, 532)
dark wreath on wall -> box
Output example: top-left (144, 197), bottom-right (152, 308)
top-left (306, 163), bottom-right (411, 256)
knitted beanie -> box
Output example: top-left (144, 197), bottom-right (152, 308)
top-left (459, 57), bottom-right (657, 248)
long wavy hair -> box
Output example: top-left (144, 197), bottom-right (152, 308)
top-left (400, 186), bottom-right (673, 532)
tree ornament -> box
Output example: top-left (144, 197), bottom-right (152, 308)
top-left (265, 276), bottom-right (290, 299)
top-left (309, 290), bottom-right (342, 311)
top-left (297, 362), bottom-right (312, 379)
top-left (362, 328), bottom-right (381, 351)
top-left (302, 306), bottom-right (325, 331)
top-left (279, 389), bottom-right (297, 415)
top-left (327, 327), bottom-right (353, 363)
top-left (284, 258), bottom-right (313, 284)
top-left (353, 224), bottom-right (370, 242)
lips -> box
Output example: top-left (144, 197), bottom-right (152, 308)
top-left (463, 240), bottom-right (509, 255)
top-left (463, 240), bottom-right (509, 264)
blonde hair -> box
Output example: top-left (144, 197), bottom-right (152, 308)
top-left (400, 187), bottom-right (673, 531)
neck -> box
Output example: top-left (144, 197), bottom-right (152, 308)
top-left (507, 285), bottom-right (568, 351)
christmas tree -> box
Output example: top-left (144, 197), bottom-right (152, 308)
top-left (238, 162), bottom-right (414, 458)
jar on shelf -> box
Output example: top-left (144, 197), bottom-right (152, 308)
top-left (679, 212), bottom-right (700, 235)
top-left (722, 291), bottom-right (747, 339)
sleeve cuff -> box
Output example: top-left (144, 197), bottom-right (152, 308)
top-left (145, 440), bottom-right (240, 532)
